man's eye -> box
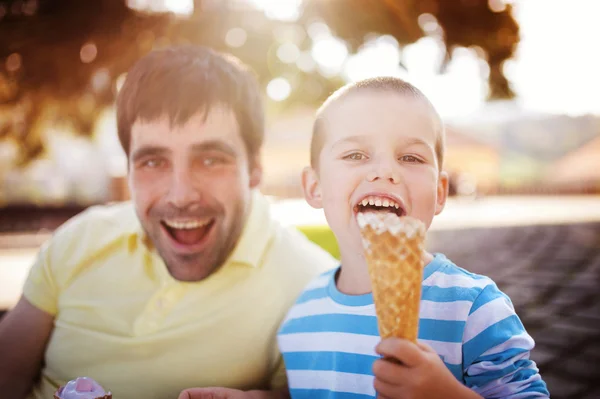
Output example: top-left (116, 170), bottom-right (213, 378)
top-left (143, 159), bottom-right (165, 168)
top-left (344, 153), bottom-right (366, 161)
top-left (201, 156), bottom-right (225, 166)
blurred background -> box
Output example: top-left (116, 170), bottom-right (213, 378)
top-left (0, 0), bottom-right (599, 398)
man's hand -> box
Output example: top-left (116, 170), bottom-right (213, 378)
top-left (373, 338), bottom-right (483, 399)
top-left (178, 387), bottom-right (248, 399)
top-left (178, 387), bottom-right (290, 399)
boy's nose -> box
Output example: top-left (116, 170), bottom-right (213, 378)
top-left (366, 160), bottom-right (401, 183)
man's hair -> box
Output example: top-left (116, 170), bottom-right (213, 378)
top-left (117, 45), bottom-right (264, 158)
top-left (310, 77), bottom-right (445, 170)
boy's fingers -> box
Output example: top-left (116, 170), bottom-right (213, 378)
top-left (376, 338), bottom-right (424, 367)
top-left (372, 357), bottom-right (411, 385)
top-left (373, 377), bottom-right (406, 399)
top-left (416, 340), bottom-right (436, 353)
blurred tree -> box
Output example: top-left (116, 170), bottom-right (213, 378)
top-left (0, 0), bottom-right (518, 165)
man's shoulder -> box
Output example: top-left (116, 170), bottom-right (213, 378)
top-left (26, 202), bottom-right (142, 301)
top-left (269, 223), bottom-right (338, 271)
top-left (259, 221), bottom-right (338, 300)
top-left (49, 201), bottom-right (140, 251)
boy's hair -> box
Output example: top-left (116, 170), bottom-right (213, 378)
top-left (310, 77), bottom-right (445, 170)
top-left (116, 45), bottom-right (264, 159)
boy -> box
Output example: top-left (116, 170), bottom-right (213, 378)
top-left (277, 77), bottom-right (549, 398)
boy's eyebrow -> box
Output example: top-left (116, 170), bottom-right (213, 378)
top-left (330, 135), bottom-right (370, 149)
top-left (404, 137), bottom-right (433, 148)
top-left (331, 136), bottom-right (434, 150)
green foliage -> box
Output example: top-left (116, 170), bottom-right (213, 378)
top-left (0, 0), bottom-right (519, 165)
top-left (297, 224), bottom-right (340, 259)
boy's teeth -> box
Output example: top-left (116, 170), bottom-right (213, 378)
top-left (164, 219), bottom-right (209, 229)
top-left (359, 196), bottom-right (402, 209)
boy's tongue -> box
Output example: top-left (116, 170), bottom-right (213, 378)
top-left (169, 224), bottom-right (211, 245)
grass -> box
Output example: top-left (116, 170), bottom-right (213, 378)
top-left (296, 224), bottom-right (341, 259)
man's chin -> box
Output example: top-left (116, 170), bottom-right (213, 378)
top-left (163, 254), bottom-right (219, 282)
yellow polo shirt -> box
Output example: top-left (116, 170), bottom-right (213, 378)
top-left (23, 191), bottom-right (337, 399)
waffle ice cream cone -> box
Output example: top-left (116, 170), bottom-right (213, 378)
top-left (357, 212), bottom-right (426, 342)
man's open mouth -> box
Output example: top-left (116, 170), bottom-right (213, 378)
top-left (161, 218), bottom-right (215, 246)
top-left (354, 195), bottom-right (405, 217)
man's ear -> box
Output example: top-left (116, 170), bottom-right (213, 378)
top-left (435, 170), bottom-right (449, 215)
top-left (249, 154), bottom-right (262, 189)
top-left (301, 166), bottom-right (323, 209)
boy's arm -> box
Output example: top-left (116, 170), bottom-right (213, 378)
top-left (462, 284), bottom-right (550, 398)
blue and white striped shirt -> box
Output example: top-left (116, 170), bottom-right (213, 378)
top-left (277, 254), bottom-right (549, 398)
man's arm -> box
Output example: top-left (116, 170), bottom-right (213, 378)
top-left (0, 296), bottom-right (55, 399)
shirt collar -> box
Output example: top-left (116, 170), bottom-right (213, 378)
top-left (226, 190), bottom-right (275, 268)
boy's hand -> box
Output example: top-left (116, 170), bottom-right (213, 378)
top-left (374, 338), bottom-right (482, 399)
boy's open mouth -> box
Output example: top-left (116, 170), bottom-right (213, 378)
top-left (354, 195), bottom-right (405, 217)
top-left (161, 218), bottom-right (215, 246)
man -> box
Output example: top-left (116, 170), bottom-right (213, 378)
top-left (0, 46), bottom-right (337, 399)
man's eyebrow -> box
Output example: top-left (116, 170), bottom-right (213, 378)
top-left (131, 146), bottom-right (169, 162)
top-left (189, 140), bottom-right (238, 157)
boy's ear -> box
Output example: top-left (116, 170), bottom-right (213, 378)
top-left (435, 171), bottom-right (449, 215)
top-left (301, 166), bottom-right (323, 209)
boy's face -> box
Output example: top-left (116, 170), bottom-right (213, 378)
top-left (302, 91), bottom-right (448, 252)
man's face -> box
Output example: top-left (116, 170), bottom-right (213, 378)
top-left (303, 91), bottom-right (448, 253)
top-left (128, 107), bottom-right (261, 281)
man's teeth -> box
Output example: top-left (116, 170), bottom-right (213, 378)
top-left (164, 219), bottom-right (210, 229)
top-left (360, 196), bottom-right (400, 209)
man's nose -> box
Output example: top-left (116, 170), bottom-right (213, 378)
top-left (366, 157), bottom-right (401, 184)
top-left (165, 167), bottom-right (202, 209)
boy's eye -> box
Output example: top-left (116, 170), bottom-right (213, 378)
top-left (400, 155), bottom-right (422, 163)
top-left (344, 153), bottom-right (366, 161)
